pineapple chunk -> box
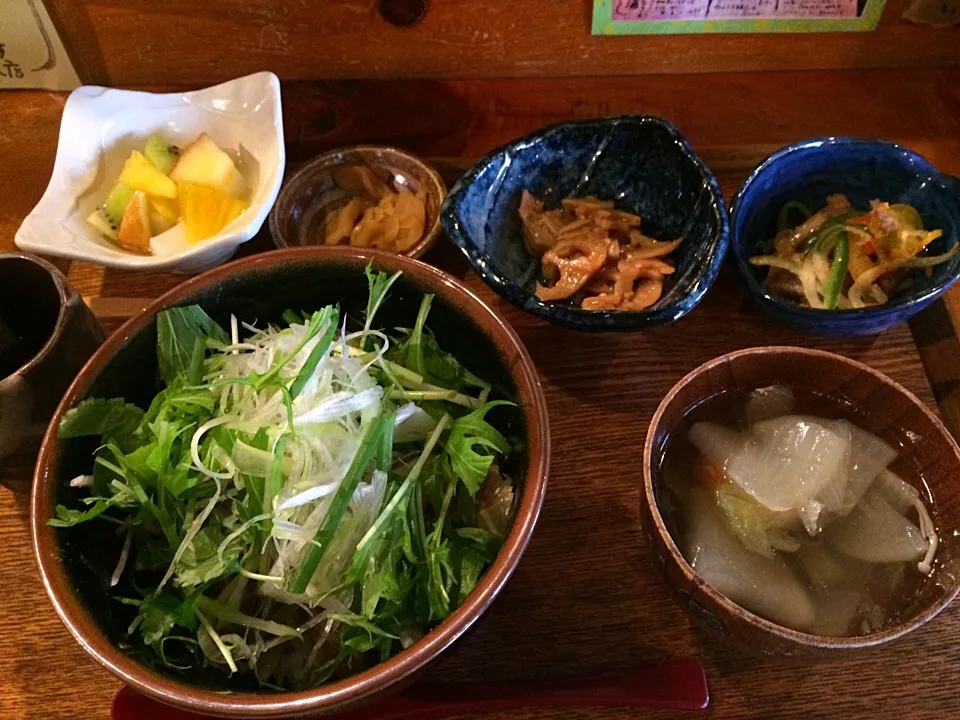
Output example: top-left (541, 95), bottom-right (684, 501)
top-left (116, 191), bottom-right (152, 254)
top-left (178, 182), bottom-right (247, 243)
top-left (118, 151), bottom-right (178, 199)
top-left (148, 204), bottom-right (177, 235)
top-left (170, 134), bottom-right (247, 198)
top-left (150, 195), bottom-right (180, 222)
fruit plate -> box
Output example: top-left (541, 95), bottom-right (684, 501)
top-left (15, 72), bottom-right (284, 274)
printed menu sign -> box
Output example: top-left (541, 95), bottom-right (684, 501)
top-left (0, 0), bottom-right (79, 90)
top-left (593, 0), bottom-right (884, 32)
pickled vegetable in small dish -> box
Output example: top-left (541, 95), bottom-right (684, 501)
top-left (324, 165), bottom-right (427, 253)
top-left (86, 133), bottom-right (249, 255)
top-left (519, 191), bottom-right (682, 312)
top-left (749, 194), bottom-right (956, 310)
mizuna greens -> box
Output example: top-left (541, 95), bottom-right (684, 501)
top-left (52, 267), bottom-right (519, 689)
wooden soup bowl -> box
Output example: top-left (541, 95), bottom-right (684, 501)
top-left (642, 346), bottom-right (960, 657)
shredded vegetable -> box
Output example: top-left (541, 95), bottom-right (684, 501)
top-left (52, 266), bottom-right (520, 689)
top-left (750, 195), bottom-right (956, 310)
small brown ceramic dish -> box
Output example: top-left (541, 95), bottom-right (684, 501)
top-left (269, 146), bottom-right (446, 259)
top-left (642, 346), bottom-right (960, 657)
top-left (31, 247), bottom-right (549, 717)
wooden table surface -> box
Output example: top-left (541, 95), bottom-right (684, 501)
top-left (2, 70), bottom-right (960, 720)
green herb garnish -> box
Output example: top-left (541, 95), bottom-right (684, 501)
top-left (51, 267), bottom-right (520, 689)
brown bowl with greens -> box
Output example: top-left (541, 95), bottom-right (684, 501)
top-left (642, 346), bottom-right (960, 657)
top-left (31, 247), bottom-right (549, 717)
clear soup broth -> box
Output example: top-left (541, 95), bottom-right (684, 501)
top-left (657, 386), bottom-right (938, 638)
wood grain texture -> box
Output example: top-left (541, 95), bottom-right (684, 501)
top-left (42, 0), bottom-right (960, 86)
top-left (2, 71), bottom-right (960, 719)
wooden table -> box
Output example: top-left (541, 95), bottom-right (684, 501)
top-left (2, 70), bottom-right (960, 720)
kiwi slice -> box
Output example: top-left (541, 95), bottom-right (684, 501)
top-left (86, 209), bottom-right (118, 240)
top-left (144, 135), bottom-right (180, 174)
top-left (86, 182), bottom-right (134, 240)
top-left (103, 183), bottom-right (135, 224)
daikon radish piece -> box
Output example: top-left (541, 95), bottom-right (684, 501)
top-left (810, 589), bottom-right (867, 637)
top-left (688, 422), bottom-right (744, 473)
top-left (826, 488), bottom-right (928, 564)
top-left (690, 417), bottom-right (849, 512)
top-left (796, 542), bottom-right (848, 589)
top-left (683, 489), bottom-right (816, 631)
top-left (743, 385), bottom-right (796, 426)
top-left (814, 420), bottom-right (897, 518)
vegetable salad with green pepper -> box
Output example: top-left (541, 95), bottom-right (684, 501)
top-left (750, 194), bottom-right (955, 310)
top-left (52, 267), bottom-right (519, 689)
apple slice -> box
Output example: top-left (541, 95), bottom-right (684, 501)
top-left (170, 133), bottom-right (247, 198)
top-left (118, 151), bottom-right (178, 199)
top-left (116, 191), bottom-right (152, 254)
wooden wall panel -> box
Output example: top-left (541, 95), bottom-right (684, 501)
top-left (273, 71), bottom-right (960, 173)
top-left (46, 0), bottom-right (960, 86)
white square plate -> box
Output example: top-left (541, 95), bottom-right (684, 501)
top-left (15, 72), bottom-right (285, 274)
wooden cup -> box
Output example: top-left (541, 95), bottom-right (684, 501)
top-left (642, 346), bottom-right (960, 657)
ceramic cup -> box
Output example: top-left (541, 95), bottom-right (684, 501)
top-left (0, 253), bottom-right (103, 489)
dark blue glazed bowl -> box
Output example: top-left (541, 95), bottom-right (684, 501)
top-left (440, 116), bottom-right (729, 330)
top-left (731, 137), bottom-right (960, 336)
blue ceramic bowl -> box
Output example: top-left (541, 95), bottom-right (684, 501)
top-left (731, 137), bottom-right (960, 336)
top-left (440, 116), bottom-right (729, 330)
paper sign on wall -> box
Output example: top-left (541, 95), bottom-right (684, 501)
top-left (0, 0), bottom-right (79, 90)
top-left (593, 0), bottom-right (886, 33)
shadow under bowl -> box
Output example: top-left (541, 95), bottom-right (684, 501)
top-left (642, 346), bottom-right (960, 657)
top-left (730, 136), bottom-right (960, 336)
top-left (440, 115), bottom-right (729, 330)
top-left (269, 146), bottom-right (446, 260)
top-left (31, 247), bottom-right (549, 717)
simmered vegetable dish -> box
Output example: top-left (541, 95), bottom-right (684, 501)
top-left (750, 195), bottom-right (955, 310)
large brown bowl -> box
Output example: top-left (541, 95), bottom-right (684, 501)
top-left (31, 247), bottom-right (549, 717)
top-left (642, 346), bottom-right (960, 657)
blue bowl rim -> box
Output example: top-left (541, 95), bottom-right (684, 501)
top-left (729, 135), bottom-right (960, 324)
top-left (440, 114), bottom-right (731, 330)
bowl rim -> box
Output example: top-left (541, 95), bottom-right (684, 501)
top-left (642, 344), bottom-right (960, 649)
top-left (439, 114), bottom-right (731, 330)
top-left (268, 145), bottom-right (447, 260)
top-left (30, 246), bottom-right (550, 716)
top-left (14, 72), bottom-right (286, 272)
top-left (0, 252), bottom-right (74, 382)
top-left (729, 136), bottom-right (960, 324)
